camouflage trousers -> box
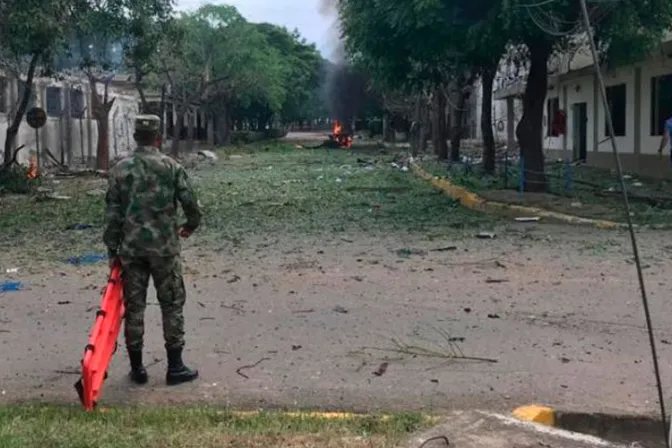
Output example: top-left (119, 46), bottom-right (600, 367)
top-left (121, 256), bottom-right (186, 351)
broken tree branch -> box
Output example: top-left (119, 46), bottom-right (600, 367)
top-left (235, 357), bottom-right (270, 379)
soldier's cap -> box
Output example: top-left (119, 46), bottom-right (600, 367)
top-left (135, 114), bottom-right (161, 132)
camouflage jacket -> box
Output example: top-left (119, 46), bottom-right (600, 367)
top-left (103, 146), bottom-right (202, 258)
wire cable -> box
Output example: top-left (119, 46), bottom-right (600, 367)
top-left (578, 0), bottom-right (670, 446)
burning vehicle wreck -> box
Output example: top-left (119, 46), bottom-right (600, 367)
top-left (305, 119), bottom-right (354, 149)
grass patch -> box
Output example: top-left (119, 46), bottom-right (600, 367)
top-left (0, 143), bottom-right (494, 267)
top-left (420, 158), bottom-right (672, 226)
top-left (0, 405), bottom-right (432, 447)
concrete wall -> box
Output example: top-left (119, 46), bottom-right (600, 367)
top-left (0, 75), bottom-right (139, 167)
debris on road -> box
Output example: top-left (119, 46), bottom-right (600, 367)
top-left (476, 232), bottom-right (496, 239)
top-left (57, 301), bottom-right (71, 305)
top-left (291, 345), bottom-right (302, 351)
top-left (236, 357), bottom-right (271, 379)
top-left (198, 150), bottom-right (218, 161)
top-left (431, 246), bottom-right (458, 252)
top-left (221, 303), bottom-right (245, 315)
top-left (396, 248), bottom-right (427, 257)
top-left (487, 313), bottom-right (501, 319)
top-left (373, 362), bottom-right (389, 377)
top-left (485, 278), bottom-right (509, 284)
top-left (333, 305), bottom-right (349, 314)
top-left (292, 308), bottom-right (315, 314)
top-left (515, 217), bottom-right (540, 222)
top-left (227, 274), bottom-right (241, 283)
top-left (0, 281), bottom-right (23, 292)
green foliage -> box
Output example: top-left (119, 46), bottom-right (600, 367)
top-left (0, 166), bottom-right (40, 195)
top-left (0, 405), bottom-right (430, 448)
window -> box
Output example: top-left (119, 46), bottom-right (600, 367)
top-left (546, 97), bottom-right (560, 136)
top-left (46, 86), bottom-right (62, 117)
top-left (0, 77), bottom-right (7, 113)
top-left (605, 84), bottom-right (626, 137)
top-left (651, 74), bottom-right (672, 135)
top-left (70, 88), bottom-right (85, 118)
top-left (17, 80), bottom-right (37, 109)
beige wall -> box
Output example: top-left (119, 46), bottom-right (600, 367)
top-left (0, 75), bottom-right (139, 167)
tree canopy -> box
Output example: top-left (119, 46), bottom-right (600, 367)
top-left (1, 1), bottom-right (329, 166)
top-left (337, 0), bottom-right (672, 189)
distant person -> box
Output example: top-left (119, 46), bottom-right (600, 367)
top-left (657, 116), bottom-right (672, 163)
top-left (103, 114), bottom-right (202, 386)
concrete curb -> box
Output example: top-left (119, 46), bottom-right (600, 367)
top-left (512, 405), bottom-right (556, 426)
top-left (410, 163), bottom-right (629, 230)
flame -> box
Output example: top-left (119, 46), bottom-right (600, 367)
top-left (27, 155), bottom-right (38, 179)
top-left (330, 120), bottom-right (352, 149)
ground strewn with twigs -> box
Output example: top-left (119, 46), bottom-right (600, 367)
top-left (420, 158), bottom-right (672, 225)
top-left (0, 142), bottom-right (494, 271)
top-left (3, 138), bottom-right (672, 432)
top-left (0, 405), bottom-right (430, 447)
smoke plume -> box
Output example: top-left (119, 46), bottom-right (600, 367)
top-left (318, 0), bottom-right (362, 124)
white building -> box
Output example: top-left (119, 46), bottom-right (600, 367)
top-left (484, 37), bottom-right (672, 178)
top-left (0, 73), bottom-right (139, 167)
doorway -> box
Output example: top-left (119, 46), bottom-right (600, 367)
top-left (572, 102), bottom-right (588, 161)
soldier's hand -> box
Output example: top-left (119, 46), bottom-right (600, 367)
top-left (178, 225), bottom-right (193, 239)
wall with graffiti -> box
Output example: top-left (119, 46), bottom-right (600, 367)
top-left (0, 74), bottom-right (140, 167)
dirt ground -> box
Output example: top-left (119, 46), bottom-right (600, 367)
top-left (2, 220), bottom-right (672, 416)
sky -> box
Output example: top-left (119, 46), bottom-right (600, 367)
top-left (176, 0), bottom-right (338, 59)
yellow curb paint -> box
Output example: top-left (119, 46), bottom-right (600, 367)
top-left (410, 163), bottom-right (626, 229)
top-left (228, 411), bottom-right (386, 420)
top-left (512, 405), bottom-right (556, 426)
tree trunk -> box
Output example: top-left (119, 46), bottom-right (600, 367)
top-left (481, 68), bottom-right (496, 174)
top-left (222, 105), bottom-right (232, 145)
top-left (135, 70), bottom-right (149, 113)
top-left (433, 88), bottom-right (448, 160)
top-left (88, 75), bottom-right (115, 171)
top-left (410, 96), bottom-right (422, 156)
top-left (450, 88), bottom-right (467, 163)
top-left (382, 112), bottom-right (394, 142)
top-left (3, 51), bottom-right (40, 166)
top-left (172, 109), bottom-right (186, 157)
top-left (516, 40), bottom-right (552, 192)
top-left (186, 110), bottom-right (195, 152)
top-left (96, 118), bottom-right (109, 170)
top-left (158, 84), bottom-right (166, 148)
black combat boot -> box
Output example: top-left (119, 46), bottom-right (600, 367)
top-left (128, 350), bottom-right (148, 385)
top-left (166, 347), bottom-right (199, 385)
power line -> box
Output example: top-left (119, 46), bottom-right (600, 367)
top-left (577, 0), bottom-right (670, 447)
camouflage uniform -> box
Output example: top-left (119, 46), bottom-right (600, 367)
top-left (103, 115), bottom-right (202, 353)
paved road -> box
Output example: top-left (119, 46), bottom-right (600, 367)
top-left (284, 131), bottom-right (329, 141)
top-left (1, 224), bottom-right (672, 416)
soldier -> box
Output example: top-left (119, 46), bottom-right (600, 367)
top-left (103, 114), bottom-right (202, 386)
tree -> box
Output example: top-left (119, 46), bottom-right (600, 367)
top-left (500, 0), bottom-right (672, 191)
top-left (53, 0), bottom-right (175, 170)
top-left (337, 0), bottom-right (498, 159)
top-left (0, 0), bottom-right (79, 166)
top-left (256, 24), bottom-right (323, 125)
top-left (159, 4), bottom-right (288, 153)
